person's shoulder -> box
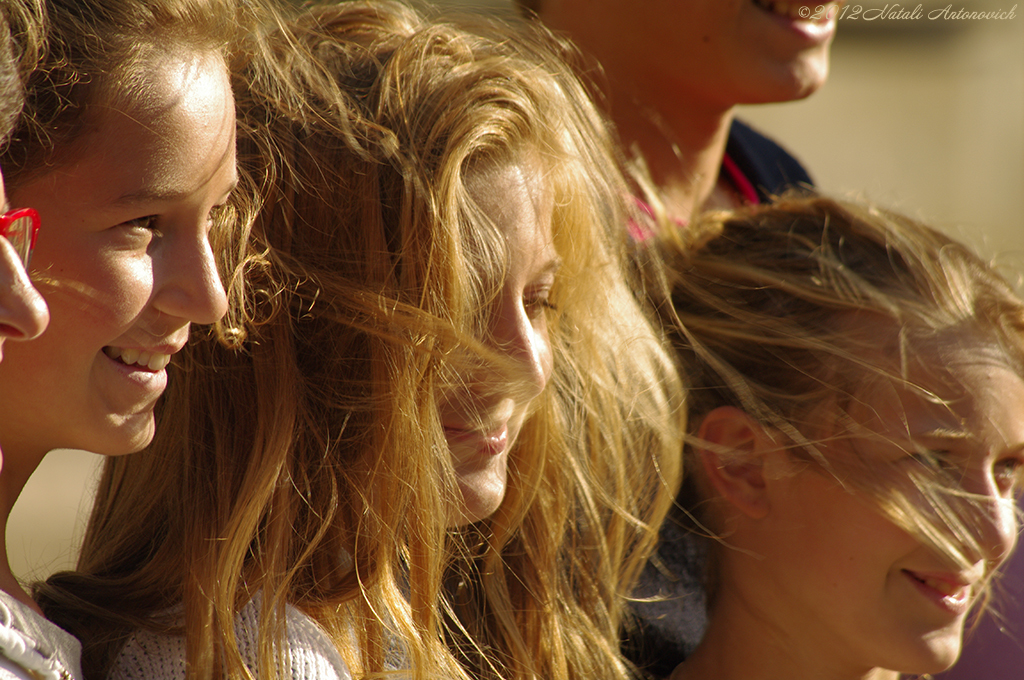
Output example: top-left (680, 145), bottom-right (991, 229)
top-left (108, 627), bottom-right (186, 680)
top-left (726, 119), bottom-right (814, 200)
top-left (0, 591), bottom-right (83, 680)
top-left (110, 595), bottom-right (352, 680)
top-left (235, 596), bottom-right (353, 680)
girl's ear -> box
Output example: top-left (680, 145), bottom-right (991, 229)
top-left (696, 406), bottom-right (778, 520)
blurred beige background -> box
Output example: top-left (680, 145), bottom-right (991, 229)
top-left (9, 0), bottom-right (1023, 586)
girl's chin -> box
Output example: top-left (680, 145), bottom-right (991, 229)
top-left (451, 470), bottom-right (508, 527)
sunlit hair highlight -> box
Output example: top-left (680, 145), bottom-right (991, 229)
top-left (0, 0), bottom-right (246, 183)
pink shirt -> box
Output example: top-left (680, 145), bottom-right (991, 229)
top-left (629, 153), bottom-right (759, 242)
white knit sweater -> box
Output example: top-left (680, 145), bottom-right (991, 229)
top-left (0, 590), bottom-right (82, 680)
top-left (109, 596), bottom-right (351, 680)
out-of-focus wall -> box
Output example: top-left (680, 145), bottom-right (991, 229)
top-left (8, 450), bottom-right (99, 583)
top-left (9, 0), bottom-right (1023, 590)
top-left (738, 2), bottom-right (1024, 272)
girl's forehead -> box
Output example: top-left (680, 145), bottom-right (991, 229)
top-left (906, 331), bottom-right (1020, 397)
top-left (113, 46), bottom-right (230, 117)
top-left (849, 334), bottom-right (1024, 442)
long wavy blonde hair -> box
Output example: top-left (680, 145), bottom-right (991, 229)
top-left (38, 3), bottom-right (683, 680)
top-left (643, 194), bottom-right (1024, 606)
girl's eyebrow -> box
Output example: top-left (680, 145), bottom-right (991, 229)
top-left (537, 255), bottom-right (562, 277)
top-left (913, 434), bottom-right (1024, 460)
top-left (115, 178), bottom-right (239, 208)
top-left (115, 186), bottom-right (192, 206)
top-left (913, 429), bottom-right (972, 443)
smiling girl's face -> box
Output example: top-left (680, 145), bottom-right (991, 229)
top-left (741, 336), bottom-right (1023, 678)
top-left (0, 46), bottom-right (235, 462)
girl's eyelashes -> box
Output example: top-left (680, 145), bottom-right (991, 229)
top-left (904, 448), bottom-right (960, 476)
top-left (120, 202), bottom-right (229, 237)
top-left (994, 456), bottom-right (1024, 495)
top-left (124, 215), bottom-right (159, 231)
top-left (119, 215), bottom-right (163, 244)
top-left (524, 289), bottom-right (556, 319)
top-left (906, 445), bottom-right (1024, 497)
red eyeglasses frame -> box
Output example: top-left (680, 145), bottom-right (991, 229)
top-left (0, 207), bottom-right (41, 267)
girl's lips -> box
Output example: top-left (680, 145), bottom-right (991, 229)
top-left (100, 346), bottom-right (169, 402)
top-left (482, 426), bottom-right (509, 455)
top-left (752, 0), bottom-right (840, 44)
top-left (753, 0), bottom-right (841, 22)
top-left (903, 569), bottom-right (972, 616)
top-left (444, 423), bottom-right (510, 456)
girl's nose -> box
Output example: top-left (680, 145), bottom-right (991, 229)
top-left (154, 231), bottom-right (229, 326)
top-left (490, 297), bottom-right (553, 401)
top-left (962, 473), bottom-right (1019, 568)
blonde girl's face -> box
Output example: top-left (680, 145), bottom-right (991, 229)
top-left (442, 160), bottom-right (559, 526)
top-left (747, 339), bottom-right (1022, 677)
top-left (0, 47), bottom-right (235, 462)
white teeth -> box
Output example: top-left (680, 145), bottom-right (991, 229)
top-left (103, 346), bottom-right (172, 371)
top-left (920, 576), bottom-right (966, 598)
top-left (147, 353), bottom-right (171, 370)
top-left (149, 352), bottom-right (171, 368)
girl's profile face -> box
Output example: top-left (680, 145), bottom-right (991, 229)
top-left (443, 160), bottom-right (559, 526)
top-left (0, 47), bottom-right (235, 462)
top-left (749, 338), bottom-right (1022, 677)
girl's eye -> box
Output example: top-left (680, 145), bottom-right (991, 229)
top-left (524, 291), bottom-right (556, 319)
top-left (907, 449), bottom-right (957, 474)
top-left (994, 456), bottom-right (1024, 495)
top-left (124, 215), bottom-right (159, 231)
